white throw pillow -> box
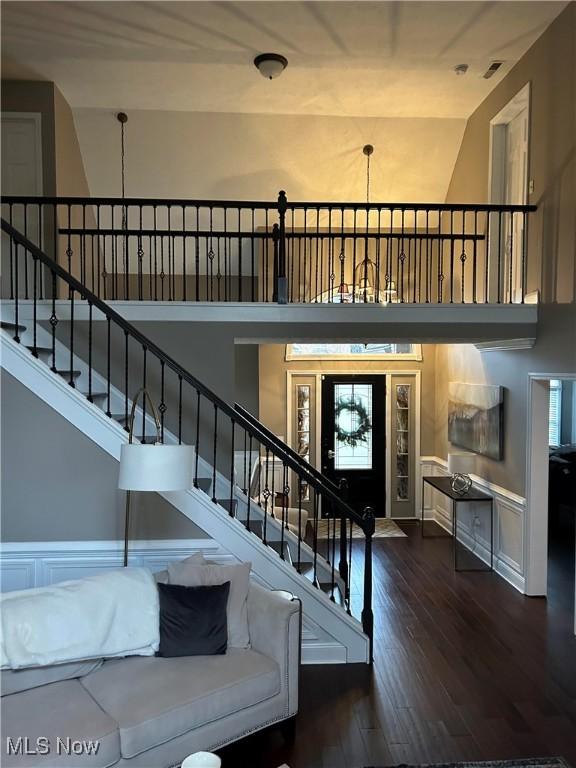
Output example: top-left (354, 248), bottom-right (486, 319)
top-left (168, 555), bottom-right (251, 649)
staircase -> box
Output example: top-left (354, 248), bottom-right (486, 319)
top-left (0, 218), bottom-right (373, 663)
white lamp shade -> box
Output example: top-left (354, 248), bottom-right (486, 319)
top-left (447, 451), bottom-right (475, 475)
top-left (118, 444), bottom-right (194, 491)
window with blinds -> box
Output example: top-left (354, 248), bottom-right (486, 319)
top-left (549, 380), bottom-right (562, 447)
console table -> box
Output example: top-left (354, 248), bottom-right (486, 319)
top-left (421, 475), bottom-right (494, 572)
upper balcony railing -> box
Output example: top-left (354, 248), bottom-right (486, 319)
top-left (1, 193), bottom-right (537, 305)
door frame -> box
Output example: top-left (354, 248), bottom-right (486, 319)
top-left (487, 83), bottom-right (531, 303)
top-left (286, 369), bottom-right (422, 518)
top-left (1, 112), bottom-right (43, 195)
top-left (525, 373), bottom-right (576, 623)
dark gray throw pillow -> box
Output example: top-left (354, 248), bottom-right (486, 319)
top-left (157, 581), bottom-right (230, 657)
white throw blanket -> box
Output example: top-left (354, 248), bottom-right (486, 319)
top-left (1, 567), bottom-right (159, 669)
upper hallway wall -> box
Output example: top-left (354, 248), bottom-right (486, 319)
top-left (444, 2), bottom-right (575, 305)
top-left (72, 109), bottom-right (465, 204)
top-left (1, 80), bottom-right (56, 196)
top-left (435, 3), bottom-right (576, 496)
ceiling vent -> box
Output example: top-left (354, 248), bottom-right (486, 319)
top-left (483, 61), bottom-right (504, 79)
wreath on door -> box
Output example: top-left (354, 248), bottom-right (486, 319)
top-left (335, 396), bottom-right (371, 448)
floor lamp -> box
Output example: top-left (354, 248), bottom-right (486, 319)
top-left (118, 388), bottom-right (194, 567)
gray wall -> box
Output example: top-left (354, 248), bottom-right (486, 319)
top-left (435, 4), bottom-right (576, 496)
top-left (235, 345), bottom-right (259, 418)
top-left (0, 370), bottom-right (206, 542)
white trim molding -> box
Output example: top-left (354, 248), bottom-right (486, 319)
top-left (420, 457), bottom-right (526, 593)
top-left (474, 338), bottom-right (536, 352)
top-left (0, 539), bottom-right (223, 592)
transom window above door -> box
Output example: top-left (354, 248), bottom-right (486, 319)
top-left (285, 343), bottom-right (422, 361)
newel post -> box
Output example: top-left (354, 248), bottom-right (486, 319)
top-left (361, 506), bottom-right (375, 664)
top-left (338, 478), bottom-right (349, 595)
top-left (276, 190), bottom-right (288, 304)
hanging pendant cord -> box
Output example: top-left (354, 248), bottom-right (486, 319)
top-left (366, 151), bottom-right (370, 205)
top-left (121, 120), bottom-right (126, 201)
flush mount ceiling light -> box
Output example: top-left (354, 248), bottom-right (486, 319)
top-left (254, 53), bottom-right (288, 80)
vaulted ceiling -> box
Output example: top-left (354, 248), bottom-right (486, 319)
top-left (1, 1), bottom-right (568, 118)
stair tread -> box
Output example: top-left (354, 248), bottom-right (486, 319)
top-left (267, 540), bottom-right (292, 562)
top-left (319, 582), bottom-right (344, 606)
top-left (55, 369), bottom-right (82, 377)
top-left (1, 322), bottom-right (26, 333)
top-left (81, 391), bottom-right (108, 400)
top-left (26, 345), bottom-right (52, 354)
top-left (195, 477), bottom-right (212, 493)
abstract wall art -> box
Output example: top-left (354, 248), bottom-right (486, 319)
top-left (448, 382), bottom-right (504, 460)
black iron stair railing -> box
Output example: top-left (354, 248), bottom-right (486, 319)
top-left (1, 217), bottom-right (375, 661)
top-left (2, 193), bottom-right (536, 307)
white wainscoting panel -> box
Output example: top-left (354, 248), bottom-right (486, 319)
top-left (0, 539), bottom-right (348, 663)
top-left (0, 539), bottom-right (226, 592)
top-left (420, 457), bottom-right (526, 593)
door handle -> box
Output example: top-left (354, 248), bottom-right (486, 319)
top-left (327, 449), bottom-right (335, 459)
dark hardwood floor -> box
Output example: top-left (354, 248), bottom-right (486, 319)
top-left (219, 521), bottom-right (576, 768)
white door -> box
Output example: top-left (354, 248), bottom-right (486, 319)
top-left (1, 113), bottom-right (43, 242)
top-left (503, 107), bottom-right (528, 303)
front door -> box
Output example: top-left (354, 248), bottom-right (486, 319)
top-left (321, 375), bottom-right (386, 517)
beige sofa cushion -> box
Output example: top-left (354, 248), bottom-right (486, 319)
top-left (1, 680), bottom-right (120, 767)
top-left (81, 649), bottom-right (280, 759)
top-left (168, 555), bottom-right (251, 649)
top-left (1, 659), bottom-right (103, 696)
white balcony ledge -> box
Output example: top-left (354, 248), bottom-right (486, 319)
top-left (8, 300), bottom-right (538, 346)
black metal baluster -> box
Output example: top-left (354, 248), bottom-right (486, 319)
top-left (449, 210), bottom-right (455, 303)
top-left (228, 420), bottom-right (235, 516)
top-left (246, 434), bottom-right (253, 529)
top-left (347, 517), bottom-right (353, 615)
top-left (297, 478), bottom-right (303, 570)
top-left (32, 251), bottom-right (38, 356)
top-left (312, 491), bottom-right (319, 586)
top-left (279, 463), bottom-right (286, 560)
top-left (509, 211), bottom-right (514, 304)
top-left (160, 360), bottom-right (166, 442)
top-left (263, 447), bottom-right (270, 543)
top-left (211, 405), bottom-right (218, 502)
top-left (68, 289), bottom-right (75, 387)
top-left (497, 211), bottom-right (503, 303)
top-left (8, 206), bottom-right (14, 300)
top-left (375, 209), bottom-right (381, 303)
top-left (81, 204), bottom-right (86, 292)
top-left (472, 210), bottom-right (478, 303)
top-left (330, 497), bottom-right (337, 601)
top-left (352, 210), bottom-right (357, 303)
top-left (23, 204), bottom-right (29, 299)
top-left (124, 330), bottom-right (129, 424)
top-left (362, 507), bottom-right (375, 662)
top-left (182, 206), bottom-right (187, 302)
top-left (50, 270), bottom-right (58, 369)
top-left (87, 301), bottom-right (93, 401)
top-left (153, 206), bottom-right (158, 301)
top-left (521, 211), bottom-right (527, 303)
top-left (138, 207), bottom-right (144, 301)
top-left (250, 208), bottom-right (256, 302)
top-left (14, 242), bottom-right (20, 344)
top-left (178, 376), bottom-right (183, 444)
top-left (194, 390), bottom-right (201, 487)
top-left (338, 479), bottom-right (349, 599)
top-left (106, 317), bottom-right (112, 416)
top-left (167, 206), bottom-right (173, 302)
top-left (160, 234), bottom-right (165, 301)
top-left (38, 203), bottom-right (45, 299)
top-left (142, 346), bottom-right (148, 439)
